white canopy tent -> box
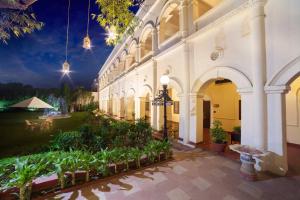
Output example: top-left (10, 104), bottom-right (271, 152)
top-left (10, 97), bottom-right (54, 109)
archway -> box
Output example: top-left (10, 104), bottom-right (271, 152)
top-left (140, 26), bottom-right (153, 60)
top-left (190, 67), bottom-right (253, 149)
top-left (195, 78), bottom-right (241, 152)
top-left (285, 76), bottom-right (300, 175)
top-left (127, 40), bottom-right (137, 69)
top-left (159, 2), bottom-right (180, 44)
top-left (265, 56), bottom-right (300, 175)
top-left (126, 89), bottom-right (136, 121)
top-left (139, 93), bottom-right (151, 123)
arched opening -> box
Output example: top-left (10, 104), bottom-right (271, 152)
top-left (119, 53), bottom-right (126, 73)
top-left (192, 0), bottom-right (222, 21)
top-left (112, 96), bottom-right (118, 116)
top-left (140, 93), bottom-right (151, 123)
top-left (127, 42), bottom-right (137, 69)
top-left (120, 96), bottom-right (125, 119)
top-left (159, 3), bottom-right (180, 44)
top-left (158, 87), bottom-right (180, 140)
top-left (140, 28), bottom-right (153, 60)
top-left (196, 78), bottom-right (241, 155)
top-left (285, 75), bottom-right (300, 175)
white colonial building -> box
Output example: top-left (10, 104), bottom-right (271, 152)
top-left (97, 0), bottom-right (300, 176)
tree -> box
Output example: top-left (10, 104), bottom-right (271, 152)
top-left (95, 0), bottom-right (144, 46)
top-left (0, 0), bottom-right (43, 44)
top-left (0, 0), bottom-right (37, 10)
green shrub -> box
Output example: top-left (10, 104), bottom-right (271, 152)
top-left (210, 120), bottom-right (227, 144)
top-left (51, 131), bottom-right (82, 151)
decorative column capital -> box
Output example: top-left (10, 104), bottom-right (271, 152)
top-left (249, 0), bottom-right (267, 19)
top-left (265, 85), bottom-right (290, 94)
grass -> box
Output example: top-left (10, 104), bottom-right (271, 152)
top-left (0, 111), bottom-right (89, 158)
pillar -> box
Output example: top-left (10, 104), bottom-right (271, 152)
top-left (136, 44), bottom-right (141, 63)
top-left (179, 0), bottom-right (193, 38)
top-left (178, 94), bottom-right (190, 144)
top-left (189, 93), bottom-right (203, 145)
top-left (152, 59), bottom-right (158, 130)
top-left (238, 89), bottom-right (254, 146)
top-left (249, 0), bottom-right (267, 150)
top-left (152, 27), bottom-right (159, 55)
top-left (264, 86), bottom-right (289, 175)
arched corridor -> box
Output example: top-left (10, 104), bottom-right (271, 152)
top-left (193, 78), bottom-right (241, 150)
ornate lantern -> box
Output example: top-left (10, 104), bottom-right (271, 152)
top-left (62, 61), bottom-right (70, 75)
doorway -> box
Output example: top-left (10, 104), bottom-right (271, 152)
top-left (203, 101), bottom-right (211, 129)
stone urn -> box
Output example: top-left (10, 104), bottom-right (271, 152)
top-left (229, 144), bottom-right (267, 181)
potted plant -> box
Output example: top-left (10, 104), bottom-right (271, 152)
top-left (210, 120), bottom-right (227, 152)
top-left (232, 126), bottom-right (241, 144)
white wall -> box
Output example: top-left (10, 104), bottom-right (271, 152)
top-left (286, 76), bottom-right (300, 144)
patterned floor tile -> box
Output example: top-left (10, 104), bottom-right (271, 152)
top-left (166, 188), bottom-right (191, 200)
top-left (191, 177), bottom-right (212, 191)
top-left (172, 165), bottom-right (188, 175)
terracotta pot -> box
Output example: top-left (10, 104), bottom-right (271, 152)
top-left (210, 143), bottom-right (226, 152)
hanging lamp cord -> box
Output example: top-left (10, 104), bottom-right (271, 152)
top-left (65, 0), bottom-right (71, 61)
top-left (86, 0), bottom-right (91, 36)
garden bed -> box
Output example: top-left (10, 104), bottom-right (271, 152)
top-left (0, 114), bottom-right (172, 200)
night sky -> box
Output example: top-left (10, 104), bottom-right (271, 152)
top-left (0, 0), bottom-right (114, 89)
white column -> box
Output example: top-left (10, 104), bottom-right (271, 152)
top-left (179, 0), bottom-right (189, 38)
top-left (136, 44), bottom-right (141, 63)
top-left (238, 89), bottom-right (254, 146)
top-left (178, 94), bottom-right (190, 144)
top-left (189, 93), bottom-right (203, 145)
top-left (265, 86), bottom-right (289, 175)
top-left (150, 97), bottom-right (157, 128)
top-left (152, 27), bottom-right (159, 55)
top-left (152, 59), bottom-right (158, 130)
top-left (249, 0), bottom-right (267, 150)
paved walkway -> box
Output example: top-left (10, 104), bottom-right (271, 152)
top-left (40, 148), bottom-right (300, 200)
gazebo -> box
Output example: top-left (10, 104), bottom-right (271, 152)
top-left (10, 97), bottom-right (54, 109)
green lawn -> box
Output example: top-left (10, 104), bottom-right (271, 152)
top-left (0, 111), bottom-right (89, 158)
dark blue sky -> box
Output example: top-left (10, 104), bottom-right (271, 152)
top-left (0, 0), bottom-right (114, 88)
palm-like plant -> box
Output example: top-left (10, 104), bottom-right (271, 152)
top-left (110, 148), bottom-right (124, 173)
top-left (129, 147), bottom-right (142, 168)
top-left (161, 140), bottom-right (172, 160)
top-left (79, 151), bottom-right (97, 182)
top-left (152, 141), bottom-right (164, 162)
top-left (66, 151), bottom-right (82, 186)
top-left (96, 150), bottom-right (111, 177)
top-left (53, 153), bottom-right (69, 189)
top-left (144, 142), bottom-right (156, 163)
top-left (6, 158), bottom-right (45, 200)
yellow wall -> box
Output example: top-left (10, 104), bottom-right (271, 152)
top-left (167, 89), bottom-right (180, 123)
top-left (203, 81), bottom-right (241, 132)
top-left (286, 76), bottom-right (300, 144)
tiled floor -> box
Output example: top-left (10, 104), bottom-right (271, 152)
top-left (38, 148), bottom-right (300, 200)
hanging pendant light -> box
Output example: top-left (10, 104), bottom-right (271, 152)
top-left (62, 61), bottom-right (70, 75)
top-left (83, 0), bottom-right (92, 50)
top-left (62, 0), bottom-right (71, 76)
top-left (83, 35), bottom-right (91, 49)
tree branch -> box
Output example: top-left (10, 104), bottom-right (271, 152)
top-left (0, 0), bottom-right (37, 10)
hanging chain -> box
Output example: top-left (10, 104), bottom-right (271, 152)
top-left (65, 0), bottom-right (71, 61)
top-left (86, 0), bottom-right (91, 36)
